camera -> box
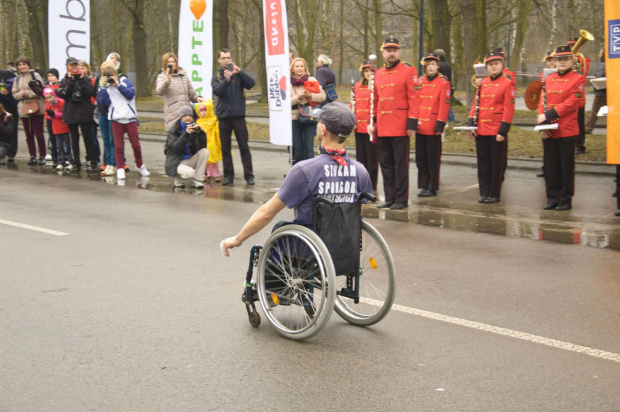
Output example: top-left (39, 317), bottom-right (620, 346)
top-left (188, 123), bottom-right (201, 132)
top-left (106, 76), bottom-right (115, 84)
top-left (227, 62), bottom-right (233, 72)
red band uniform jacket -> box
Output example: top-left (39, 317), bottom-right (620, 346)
top-left (537, 68), bottom-right (585, 138)
top-left (353, 81), bottom-right (371, 134)
top-left (467, 71), bottom-right (516, 137)
top-left (372, 61), bottom-right (420, 136)
top-left (417, 73), bottom-right (451, 135)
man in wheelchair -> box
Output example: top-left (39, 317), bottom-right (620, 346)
top-left (220, 102), bottom-right (373, 257)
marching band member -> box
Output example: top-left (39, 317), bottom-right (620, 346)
top-left (467, 50), bottom-right (516, 204)
top-left (366, 37), bottom-right (419, 210)
top-left (352, 60), bottom-right (378, 190)
top-left (537, 45), bottom-right (585, 211)
top-left (567, 37), bottom-right (589, 155)
top-left (415, 53), bottom-right (451, 197)
top-left (536, 50), bottom-right (557, 178)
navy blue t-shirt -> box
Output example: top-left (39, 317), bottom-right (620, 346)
top-left (278, 154), bottom-right (373, 225)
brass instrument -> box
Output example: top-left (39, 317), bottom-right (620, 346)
top-left (571, 29), bottom-right (594, 55)
top-left (571, 30), bottom-right (594, 75)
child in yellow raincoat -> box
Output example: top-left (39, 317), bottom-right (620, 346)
top-left (195, 99), bottom-right (222, 182)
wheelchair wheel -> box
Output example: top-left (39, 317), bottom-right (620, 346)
top-left (335, 220), bottom-right (396, 326)
top-left (257, 225), bottom-right (336, 340)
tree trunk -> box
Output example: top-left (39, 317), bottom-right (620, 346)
top-left (461, 0), bottom-right (487, 106)
top-left (24, 0), bottom-right (46, 71)
top-left (430, 0), bottom-right (451, 59)
top-left (214, 0), bottom-right (229, 52)
top-left (510, 0), bottom-right (531, 86)
top-left (131, 0), bottom-right (150, 97)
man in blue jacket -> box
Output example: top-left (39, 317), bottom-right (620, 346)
top-left (211, 49), bottom-right (255, 186)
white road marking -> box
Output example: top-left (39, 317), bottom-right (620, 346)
top-left (361, 298), bottom-right (620, 363)
top-left (0, 219), bottom-right (69, 236)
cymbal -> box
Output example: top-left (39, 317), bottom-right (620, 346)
top-left (525, 80), bottom-right (542, 111)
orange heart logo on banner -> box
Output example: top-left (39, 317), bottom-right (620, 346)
top-left (190, 0), bottom-right (206, 20)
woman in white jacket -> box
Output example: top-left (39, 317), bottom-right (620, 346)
top-left (155, 52), bottom-right (204, 131)
top-left (97, 62), bottom-right (149, 180)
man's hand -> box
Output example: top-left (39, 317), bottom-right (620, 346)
top-left (223, 70), bottom-right (232, 81)
top-left (537, 114), bottom-right (547, 124)
top-left (540, 130), bottom-right (551, 139)
top-left (232, 63), bottom-right (241, 74)
top-left (469, 129), bottom-right (477, 139)
top-left (366, 124), bottom-right (374, 136)
top-left (496, 134), bottom-right (505, 142)
top-left (220, 237), bottom-right (242, 257)
top-left (406, 129), bottom-right (415, 138)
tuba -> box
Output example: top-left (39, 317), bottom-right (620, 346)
top-left (571, 30), bottom-right (594, 75)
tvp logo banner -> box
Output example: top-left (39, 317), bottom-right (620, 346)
top-left (48, 0), bottom-right (90, 78)
top-left (263, 0), bottom-right (292, 146)
top-left (178, 0), bottom-right (213, 100)
top-left (605, 0), bottom-right (620, 164)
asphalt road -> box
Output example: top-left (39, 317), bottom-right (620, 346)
top-left (1, 137), bottom-right (619, 411)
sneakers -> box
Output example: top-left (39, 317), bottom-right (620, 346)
top-left (38, 156), bottom-right (46, 165)
top-left (117, 168), bottom-right (126, 180)
top-left (192, 179), bottom-right (205, 189)
top-left (28, 156), bottom-right (37, 165)
top-left (99, 164), bottom-right (107, 172)
top-left (65, 164), bottom-right (80, 172)
top-left (123, 165), bottom-right (130, 173)
top-left (44, 154), bottom-right (52, 161)
top-left (104, 165), bottom-right (117, 176)
top-left (138, 164), bottom-right (150, 177)
top-left (55, 163), bottom-right (64, 170)
top-left (174, 178), bottom-right (186, 188)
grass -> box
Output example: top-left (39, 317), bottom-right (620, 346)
top-left (136, 94), bottom-right (608, 162)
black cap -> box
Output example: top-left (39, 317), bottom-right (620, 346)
top-left (484, 50), bottom-right (503, 64)
top-left (46, 68), bottom-right (59, 79)
top-left (554, 45), bottom-right (573, 57)
top-left (359, 60), bottom-right (372, 71)
top-left (423, 53), bottom-right (440, 63)
top-left (382, 36), bottom-right (400, 49)
top-left (66, 57), bottom-right (79, 65)
top-left (567, 37), bottom-right (578, 45)
top-left (315, 102), bottom-right (356, 139)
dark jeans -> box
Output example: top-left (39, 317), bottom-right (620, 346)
top-left (219, 117), bottom-right (254, 180)
top-left (475, 135), bottom-right (507, 198)
top-left (21, 115), bottom-right (46, 158)
top-left (291, 120), bottom-right (316, 165)
top-left (5, 104), bottom-right (18, 157)
top-left (55, 132), bottom-right (72, 164)
top-left (543, 136), bottom-right (576, 204)
top-left (69, 121), bottom-right (96, 166)
top-left (86, 121), bottom-right (100, 163)
top-left (354, 132), bottom-right (378, 190)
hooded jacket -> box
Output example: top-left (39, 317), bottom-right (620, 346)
top-left (195, 99), bottom-right (222, 163)
top-left (97, 76), bottom-right (138, 124)
top-left (164, 119), bottom-right (207, 177)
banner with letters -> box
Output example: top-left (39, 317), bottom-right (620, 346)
top-left (263, 0), bottom-right (292, 146)
top-left (178, 0), bottom-right (213, 100)
top-left (606, 0), bottom-right (620, 164)
top-left (48, 0), bottom-right (90, 78)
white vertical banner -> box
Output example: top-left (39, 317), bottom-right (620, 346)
top-left (263, 0), bottom-right (292, 146)
top-left (178, 0), bottom-right (213, 100)
top-left (48, 0), bottom-right (90, 78)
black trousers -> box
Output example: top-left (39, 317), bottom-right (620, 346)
top-left (5, 104), bottom-right (18, 157)
top-left (543, 136), bottom-right (576, 204)
top-left (475, 135), bottom-right (507, 198)
top-left (69, 121), bottom-right (96, 166)
top-left (378, 136), bottom-right (410, 203)
top-left (576, 107), bottom-right (586, 149)
top-left (219, 117), bottom-right (254, 180)
top-left (415, 133), bottom-right (442, 191)
top-left (354, 132), bottom-right (378, 190)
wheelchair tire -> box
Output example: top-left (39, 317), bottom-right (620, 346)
top-left (256, 225), bottom-right (336, 340)
top-left (334, 220), bottom-right (396, 326)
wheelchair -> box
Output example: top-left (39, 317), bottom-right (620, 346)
top-left (241, 193), bottom-right (396, 340)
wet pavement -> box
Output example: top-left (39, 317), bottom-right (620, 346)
top-left (2, 127), bottom-right (619, 250)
